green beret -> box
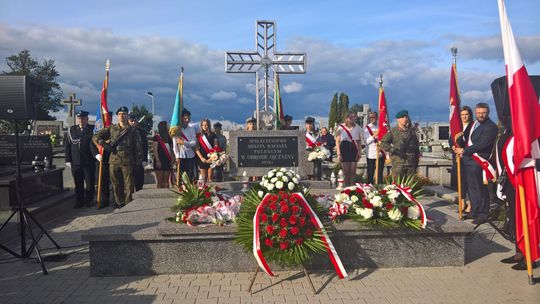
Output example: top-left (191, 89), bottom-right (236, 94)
top-left (395, 110), bottom-right (409, 118)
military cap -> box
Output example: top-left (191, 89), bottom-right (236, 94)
top-left (305, 116), bottom-right (315, 124)
top-left (128, 112), bottom-right (137, 120)
top-left (246, 117), bottom-right (256, 124)
top-left (395, 110), bottom-right (409, 118)
top-left (284, 115), bottom-right (293, 122)
top-left (213, 122), bottom-right (222, 128)
top-left (75, 110), bottom-right (89, 117)
top-left (116, 106), bottom-right (129, 114)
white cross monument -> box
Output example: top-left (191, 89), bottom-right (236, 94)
top-left (225, 20), bottom-right (306, 129)
top-left (61, 93), bottom-right (82, 127)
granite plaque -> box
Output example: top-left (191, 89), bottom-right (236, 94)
top-left (237, 136), bottom-right (298, 167)
top-left (0, 135), bottom-right (53, 165)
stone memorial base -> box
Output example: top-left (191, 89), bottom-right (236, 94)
top-left (83, 188), bottom-right (473, 276)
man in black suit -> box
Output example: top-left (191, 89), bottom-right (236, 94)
top-left (64, 110), bottom-right (96, 208)
top-left (455, 103), bottom-right (498, 224)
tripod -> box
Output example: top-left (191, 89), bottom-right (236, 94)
top-left (0, 120), bottom-right (61, 275)
top-left (473, 196), bottom-right (512, 240)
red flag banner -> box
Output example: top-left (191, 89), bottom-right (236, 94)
top-left (101, 60), bottom-right (111, 128)
top-left (498, 0), bottom-right (540, 263)
top-left (449, 64), bottom-right (462, 143)
top-left (377, 86), bottom-right (389, 141)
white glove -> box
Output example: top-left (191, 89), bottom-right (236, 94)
top-left (65, 162), bottom-right (71, 168)
top-left (142, 161), bottom-right (147, 167)
top-left (95, 154), bottom-right (103, 162)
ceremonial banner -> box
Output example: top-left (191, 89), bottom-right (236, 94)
top-left (95, 60), bottom-right (111, 133)
top-left (498, 0), bottom-right (540, 267)
top-left (170, 68), bottom-right (184, 136)
top-left (449, 63), bottom-right (462, 142)
top-left (377, 86), bottom-right (389, 141)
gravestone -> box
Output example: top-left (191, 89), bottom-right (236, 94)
top-left (33, 120), bottom-right (63, 137)
top-left (0, 135), bottom-right (53, 165)
top-left (229, 130), bottom-right (308, 178)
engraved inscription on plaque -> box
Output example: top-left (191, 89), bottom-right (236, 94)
top-left (237, 136), bottom-right (298, 167)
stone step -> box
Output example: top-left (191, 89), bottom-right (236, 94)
top-left (423, 185), bottom-right (458, 203)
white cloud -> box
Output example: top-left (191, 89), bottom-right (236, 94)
top-left (461, 90), bottom-right (493, 103)
top-left (210, 90), bottom-right (237, 100)
top-left (238, 97), bottom-right (253, 104)
top-left (244, 83), bottom-right (256, 95)
top-left (283, 82), bottom-right (303, 93)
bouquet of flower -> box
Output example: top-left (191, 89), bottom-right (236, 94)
top-left (236, 167), bottom-right (348, 278)
top-left (208, 151), bottom-right (228, 169)
top-left (259, 167), bottom-right (303, 193)
top-left (326, 183), bottom-right (427, 230)
top-left (307, 145), bottom-right (331, 161)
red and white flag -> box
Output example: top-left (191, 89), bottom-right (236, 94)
top-left (377, 86), bottom-right (389, 142)
top-left (498, 0), bottom-right (540, 262)
top-left (449, 63), bottom-right (462, 144)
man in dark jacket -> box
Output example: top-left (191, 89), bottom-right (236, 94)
top-left (91, 111), bottom-right (113, 208)
top-left (128, 113), bottom-right (148, 191)
top-left (455, 103), bottom-right (498, 224)
top-left (64, 110), bottom-right (96, 208)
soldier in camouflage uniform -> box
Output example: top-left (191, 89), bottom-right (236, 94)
top-left (380, 110), bottom-right (420, 178)
top-left (93, 106), bottom-right (143, 208)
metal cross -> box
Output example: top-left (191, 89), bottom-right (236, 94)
top-left (225, 20), bottom-right (306, 128)
top-left (61, 93), bottom-right (81, 127)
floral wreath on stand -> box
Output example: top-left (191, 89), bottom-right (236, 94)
top-left (235, 168), bottom-right (348, 294)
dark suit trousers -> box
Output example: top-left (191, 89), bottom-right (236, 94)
top-left (72, 165), bottom-right (95, 205)
top-left (465, 160), bottom-right (489, 219)
top-left (95, 162), bottom-right (111, 204)
top-left (366, 157), bottom-right (385, 184)
top-left (134, 165), bottom-right (145, 191)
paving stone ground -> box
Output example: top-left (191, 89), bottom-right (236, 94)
top-left (1, 193), bottom-right (539, 304)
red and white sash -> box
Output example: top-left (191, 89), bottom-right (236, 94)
top-left (472, 153), bottom-right (497, 184)
top-left (155, 135), bottom-right (173, 163)
top-left (395, 185), bottom-right (428, 229)
top-left (198, 133), bottom-right (213, 154)
top-left (253, 193), bottom-right (348, 279)
top-left (305, 132), bottom-right (319, 148)
top-left (340, 124), bottom-right (358, 151)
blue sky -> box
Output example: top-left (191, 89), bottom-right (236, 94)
top-left (1, 0), bottom-right (539, 126)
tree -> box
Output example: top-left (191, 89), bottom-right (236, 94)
top-left (2, 50), bottom-right (63, 120)
top-left (131, 105), bottom-right (154, 135)
top-left (328, 93), bottom-right (339, 131)
top-left (338, 93), bottom-right (350, 123)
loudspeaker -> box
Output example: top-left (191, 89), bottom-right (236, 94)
top-left (491, 75), bottom-right (540, 125)
top-left (0, 75), bottom-right (39, 120)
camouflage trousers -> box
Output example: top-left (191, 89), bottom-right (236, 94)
top-left (110, 164), bottom-right (134, 205)
top-left (390, 156), bottom-right (418, 178)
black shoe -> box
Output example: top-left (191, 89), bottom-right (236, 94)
top-left (462, 213), bottom-right (474, 220)
top-left (97, 203), bottom-right (109, 209)
top-left (114, 203), bottom-right (125, 209)
top-left (512, 260), bottom-right (538, 271)
top-left (75, 203), bottom-right (84, 208)
top-left (500, 256), bottom-right (523, 264)
top-left (472, 217), bottom-right (487, 225)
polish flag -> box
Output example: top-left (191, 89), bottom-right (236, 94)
top-left (498, 0), bottom-right (540, 262)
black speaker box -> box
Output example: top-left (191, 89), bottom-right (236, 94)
top-left (491, 75), bottom-right (540, 124)
top-left (0, 75), bottom-right (39, 120)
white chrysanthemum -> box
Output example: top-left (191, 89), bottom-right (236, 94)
top-left (367, 192), bottom-right (375, 199)
top-left (371, 195), bottom-right (383, 207)
top-left (351, 195), bottom-right (359, 203)
top-left (258, 191), bottom-right (264, 198)
top-left (292, 177), bottom-right (299, 184)
top-left (282, 176), bottom-right (289, 182)
top-left (358, 208), bottom-right (374, 219)
top-left (303, 187), bottom-right (308, 194)
top-left (276, 172), bottom-right (283, 177)
top-left (275, 181), bottom-right (284, 189)
top-left (407, 205), bottom-right (420, 220)
top-left (384, 184), bottom-right (397, 191)
top-left (267, 171), bottom-right (274, 178)
top-left (286, 171), bottom-right (293, 177)
top-left (288, 182), bottom-right (295, 191)
top-left (296, 174), bottom-right (301, 180)
top-left (388, 208), bottom-right (403, 222)
top-left (271, 177), bottom-right (277, 183)
top-left (335, 193), bottom-right (343, 203)
top-left (342, 199), bottom-right (352, 207)
top-left (355, 207), bottom-right (363, 215)
top-left (279, 167), bottom-right (286, 172)
top-left (259, 181), bottom-right (264, 187)
top-left (266, 183), bottom-right (275, 191)
top-left (387, 190), bottom-right (400, 200)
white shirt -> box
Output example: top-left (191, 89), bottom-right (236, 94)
top-left (337, 124), bottom-right (361, 142)
top-left (363, 123), bottom-right (379, 159)
top-left (172, 125), bottom-right (197, 159)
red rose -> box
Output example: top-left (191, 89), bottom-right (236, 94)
top-left (280, 242), bottom-right (289, 250)
top-left (356, 188), bottom-right (364, 194)
top-left (280, 191), bottom-right (289, 200)
top-left (272, 213), bottom-right (280, 222)
top-left (279, 200), bottom-right (288, 208)
top-left (204, 191), bottom-right (211, 199)
top-left (280, 217), bottom-right (288, 227)
top-left (266, 225), bottom-right (275, 234)
top-left (301, 208), bottom-right (308, 216)
top-left (279, 228), bottom-right (288, 238)
top-left (289, 196), bottom-right (298, 204)
top-left (291, 205), bottom-right (300, 214)
top-left (260, 214), bottom-right (268, 223)
top-left (270, 195), bottom-right (278, 203)
top-left (385, 203), bottom-right (393, 211)
top-left (280, 205), bottom-right (290, 214)
top-left (290, 226), bottom-right (299, 235)
top-left (305, 228), bottom-right (313, 237)
top-left (294, 238), bottom-right (303, 246)
top-left (362, 197), bottom-right (374, 209)
top-left (269, 202), bottom-right (277, 211)
top-left (264, 238), bottom-right (273, 247)
top-left (289, 215), bottom-right (297, 225)
top-left (380, 190), bottom-right (387, 195)
top-left (401, 206), bottom-right (408, 215)
top-left (298, 217), bottom-right (306, 227)
top-left (343, 189), bottom-right (351, 195)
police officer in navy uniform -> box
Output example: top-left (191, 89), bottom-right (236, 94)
top-left (64, 110), bottom-right (96, 208)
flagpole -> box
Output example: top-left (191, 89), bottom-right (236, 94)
top-left (176, 67), bottom-right (184, 188)
top-left (451, 47), bottom-right (464, 220)
top-left (518, 183), bottom-right (535, 285)
top-left (375, 75), bottom-right (383, 184)
top-left (97, 59), bottom-right (110, 209)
